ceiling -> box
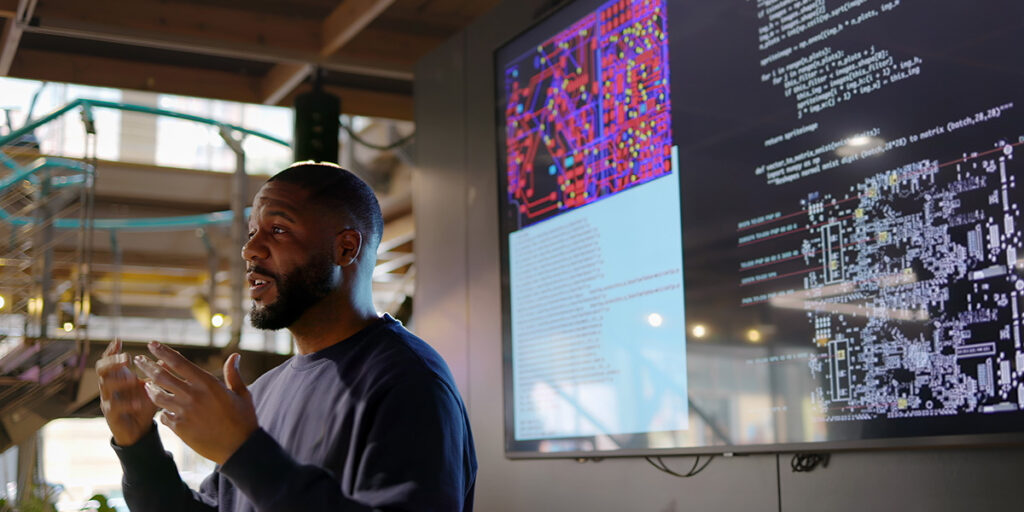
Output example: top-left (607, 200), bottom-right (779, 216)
top-left (0, 0), bottom-right (502, 120)
top-left (0, 0), bottom-right (504, 318)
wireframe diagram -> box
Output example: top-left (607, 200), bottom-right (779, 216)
top-left (502, 0), bottom-right (672, 230)
top-left (740, 138), bottom-right (1024, 420)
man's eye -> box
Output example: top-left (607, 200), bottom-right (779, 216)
top-left (272, 226), bottom-right (286, 234)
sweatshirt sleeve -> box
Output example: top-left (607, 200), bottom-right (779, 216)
top-left (218, 375), bottom-right (473, 511)
top-left (111, 423), bottom-right (219, 512)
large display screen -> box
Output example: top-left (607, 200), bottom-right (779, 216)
top-left (496, 0), bottom-right (1024, 456)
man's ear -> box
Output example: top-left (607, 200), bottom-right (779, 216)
top-left (335, 229), bottom-right (363, 267)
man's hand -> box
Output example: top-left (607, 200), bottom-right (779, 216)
top-left (97, 339), bottom-right (159, 446)
top-left (134, 341), bottom-right (258, 465)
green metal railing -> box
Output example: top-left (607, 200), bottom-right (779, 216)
top-left (0, 98), bottom-right (288, 231)
top-left (0, 98), bottom-right (289, 148)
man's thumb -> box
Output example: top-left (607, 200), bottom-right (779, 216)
top-left (224, 353), bottom-right (248, 396)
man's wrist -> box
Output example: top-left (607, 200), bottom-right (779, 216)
top-left (212, 424), bottom-right (259, 465)
top-left (110, 422), bottom-right (169, 482)
top-left (219, 428), bottom-right (297, 507)
top-left (112, 423), bottom-right (157, 448)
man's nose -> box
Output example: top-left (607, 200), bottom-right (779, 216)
top-left (242, 231), bottom-right (267, 262)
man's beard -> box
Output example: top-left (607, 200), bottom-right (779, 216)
top-left (249, 251), bottom-right (334, 330)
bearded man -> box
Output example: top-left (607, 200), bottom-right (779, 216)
top-left (95, 162), bottom-right (477, 511)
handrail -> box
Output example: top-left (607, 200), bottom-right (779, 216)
top-left (55, 208), bottom-right (252, 231)
top-left (0, 98), bottom-right (290, 148)
top-left (0, 157), bottom-right (93, 191)
top-left (0, 97), bottom-right (286, 230)
top-left (0, 157), bottom-right (250, 229)
top-left (0, 155), bottom-right (90, 186)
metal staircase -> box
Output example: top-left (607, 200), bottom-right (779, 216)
top-left (0, 150), bottom-right (94, 451)
top-left (0, 99), bottom-right (276, 453)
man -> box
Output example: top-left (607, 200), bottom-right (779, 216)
top-left (95, 162), bottom-right (477, 511)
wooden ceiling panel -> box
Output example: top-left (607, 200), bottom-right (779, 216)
top-left (322, 0), bottom-right (397, 57)
top-left (259, 0), bottom-right (396, 104)
top-left (0, 0), bottom-right (496, 122)
top-left (0, 1), bottom-right (15, 18)
top-left (172, 0), bottom-right (342, 20)
top-left (278, 83), bottom-right (414, 120)
top-left (387, 0), bottom-right (499, 27)
top-left (335, 25), bottom-right (448, 69)
top-left (33, 0), bottom-right (322, 54)
top-left (10, 49), bottom-right (263, 103)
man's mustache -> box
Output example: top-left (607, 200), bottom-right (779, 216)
top-left (247, 265), bottom-right (278, 282)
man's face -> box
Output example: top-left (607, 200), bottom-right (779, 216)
top-left (243, 181), bottom-right (337, 330)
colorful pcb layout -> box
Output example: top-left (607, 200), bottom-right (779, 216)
top-left (503, 0), bottom-right (672, 230)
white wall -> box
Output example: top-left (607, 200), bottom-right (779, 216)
top-left (413, 1), bottom-right (1024, 510)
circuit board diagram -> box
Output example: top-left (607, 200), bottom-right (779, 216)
top-left (502, 0), bottom-right (672, 230)
top-left (744, 139), bottom-right (1024, 420)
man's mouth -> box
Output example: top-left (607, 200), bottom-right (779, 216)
top-left (247, 270), bottom-right (276, 300)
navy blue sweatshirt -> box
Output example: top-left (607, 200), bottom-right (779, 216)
top-left (112, 315), bottom-right (477, 511)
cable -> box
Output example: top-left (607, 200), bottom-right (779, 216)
top-left (644, 455), bottom-right (716, 477)
top-left (775, 454), bottom-right (782, 512)
top-left (338, 119), bottom-right (415, 151)
top-left (790, 453), bottom-right (829, 472)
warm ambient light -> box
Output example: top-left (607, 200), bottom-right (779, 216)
top-left (691, 324), bottom-right (707, 339)
top-left (62, 322), bottom-right (73, 332)
top-left (211, 313), bottom-right (225, 328)
top-left (746, 328), bottom-right (763, 343)
top-left (647, 313), bottom-right (663, 327)
top-left (0, 295), bottom-right (5, 309)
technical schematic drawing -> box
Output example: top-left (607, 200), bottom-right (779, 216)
top-left (740, 138), bottom-right (1024, 421)
top-left (502, 0), bottom-right (672, 230)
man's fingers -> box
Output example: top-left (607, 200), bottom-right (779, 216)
top-left (147, 341), bottom-right (211, 385)
top-left (145, 382), bottom-right (184, 415)
top-left (101, 337), bottom-right (122, 357)
top-left (99, 368), bottom-right (137, 395)
top-left (100, 375), bottom-right (149, 409)
top-left (223, 353), bottom-right (249, 398)
top-left (157, 409), bottom-right (178, 429)
top-left (134, 355), bottom-right (190, 396)
top-left (97, 360), bottom-right (135, 403)
top-left (131, 380), bottom-right (157, 412)
top-left (95, 352), bottom-right (130, 376)
top-left (102, 338), bottom-right (119, 357)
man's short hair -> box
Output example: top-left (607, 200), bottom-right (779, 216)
top-left (268, 161), bottom-right (384, 249)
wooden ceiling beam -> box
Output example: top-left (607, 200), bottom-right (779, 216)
top-left (335, 25), bottom-right (445, 68)
top-left (260, 62), bottom-right (313, 106)
top-left (0, 0), bottom-right (33, 75)
top-left (9, 48), bottom-right (263, 103)
top-left (9, 48), bottom-right (412, 120)
top-left (22, 1), bottom-right (412, 81)
top-left (271, 82), bottom-right (414, 120)
top-left (322, 0), bottom-right (396, 57)
top-left (0, 0), bottom-right (18, 18)
top-left (0, 18), bottom-right (13, 71)
top-left (260, 0), bottom-right (396, 105)
top-left (32, 0), bottom-right (322, 55)
top-left (323, 84), bottom-right (413, 120)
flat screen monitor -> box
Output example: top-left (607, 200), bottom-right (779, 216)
top-left (495, 0), bottom-right (1024, 457)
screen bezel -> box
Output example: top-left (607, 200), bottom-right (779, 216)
top-left (492, 0), bottom-right (1024, 459)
